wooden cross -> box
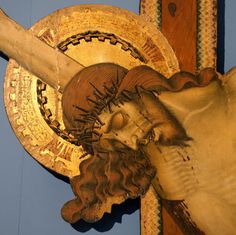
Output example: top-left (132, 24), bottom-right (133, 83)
top-left (0, 1), bottom-right (234, 235)
top-left (140, 1), bottom-right (217, 234)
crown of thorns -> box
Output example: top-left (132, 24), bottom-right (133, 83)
top-left (69, 77), bottom-right (141, 155)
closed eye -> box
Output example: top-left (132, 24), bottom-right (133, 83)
top-left (105, 111), bottom-right (128, 133)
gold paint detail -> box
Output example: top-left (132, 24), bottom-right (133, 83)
top-left (4, 5), bottom-right (179, 178)
top-left (58, 31), bottom-right (147, 63)
top-left (197, 0), bottom-right (217, 69)
top-left (141, 186), bottom-right (162, 235)
top-left (140, 0), bottom-right (162, 28)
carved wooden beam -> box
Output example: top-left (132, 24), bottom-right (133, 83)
top-left (140, 1), bottom-right (217, 234)
top-left (0, 8), bottom-right (83, 91)
top-left (140, 0), bottom-right (217, 72)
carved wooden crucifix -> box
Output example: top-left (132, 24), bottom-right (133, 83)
top-left (1, 1), bottom-right (236, 235)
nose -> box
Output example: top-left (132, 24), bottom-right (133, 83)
top-left (128, 135), bottom-right (139, 150)
top-left (128, 135), bottom-right (150, 150)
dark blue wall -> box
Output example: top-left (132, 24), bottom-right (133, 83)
top-left (0, 1), bottom-right (234, 234)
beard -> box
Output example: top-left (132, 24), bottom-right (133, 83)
top-left (61, 146), bottom-right (156, 223)
top-left (143, 140), bottom-right (206, 235)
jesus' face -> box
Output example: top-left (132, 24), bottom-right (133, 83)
top-left (95, 89), bottom-right (189, 153)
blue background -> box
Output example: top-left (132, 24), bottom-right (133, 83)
top-left (0, 0), bottom-right (234, 234)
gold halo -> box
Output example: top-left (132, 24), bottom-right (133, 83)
top-left (4, 5), bottom-right (179, 178)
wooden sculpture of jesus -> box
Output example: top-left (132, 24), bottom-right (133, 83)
top-left (1, 1), bottom-right (236, 235)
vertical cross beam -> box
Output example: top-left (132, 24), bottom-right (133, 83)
top-left (162, 0), bottom-right (197, 72)
top-left (140, 0), bottom-right (217, 234)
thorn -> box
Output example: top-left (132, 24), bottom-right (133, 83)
top-left (89, 109), bottom-right (100, 117)
top-left (92, 130), bottom-right (101, 136)
top-left (80, 114), bottom-right (96, 121)
top-left (90, 82), bottom-right (104, 96)
top-left (100, 97), bottom-right (107, 105)
top-left (116, 70), bottom-right (120, 85)
top-left (73, 105), bottom-right (89, 113)
top-left (74, 118), bottom-right (87, 123)
top-left (124, 89), bottom-right (134, 95)
top-left (103, 84), bottom-right (115, 96)
top-left (105, 90), bottom-right (114, 97)
top-left (96, 116), bottom-right (105, 126)
top-left (110, 99), bottom-right (118, 106)
top-left (107, 102), bottom-right (112, 113)
top-left (87, 97), bottom-right (100, 105)
top-left (119, 99), bottom-right (124, 105)
top-left (111, 79), bottom-right (118, 89)
top-left (80, 113), bottom-right (88, 117)
top-left (150, 89), bottom-right (160, 96)
top-left (121, 90), bottom-right (132, 100)
top-left (93, 106), bottom-right (102, 114)
top-left (135, 85), bottom-right (142, 97)
top-left (93, 91), bottom-right (103, 99)
top-left (75, 118), bottom-right (95, 124)
top-left (83, 127), bottom-right (92, 133)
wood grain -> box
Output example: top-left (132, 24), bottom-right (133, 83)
top-left (162, 208), bottom-right (184, 235)
top-left (162, 0), bottom-right (197, 72)
top-left (161, 1), bottom-right (197, 234)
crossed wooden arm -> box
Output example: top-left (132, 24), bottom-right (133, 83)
top-left (0, 8), bottom-right (82, 91)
